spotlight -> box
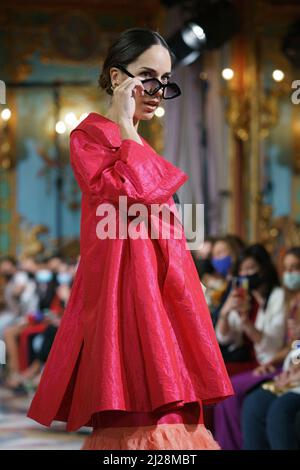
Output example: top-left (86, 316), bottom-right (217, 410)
top-left (64, 112), bottom-right (77, 126)
top-left (167, 22), bottom-right (207, 66)
top-left (155, 106), bottom-right (165, 117)
top-left (167, 0), bottom-right (240, 66)
top-left (282, 19), bottom-right (300, 68)
top-left (222, 68), bottom-right (234, 81)
top-left (55, 121), bottom-right (66, 134)
top-left (272, 69), bottom-right (284, 82)
top-left (1, 108), bottom-right (11, 121)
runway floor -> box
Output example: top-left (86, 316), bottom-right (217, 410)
top-left (0, 386), bottom-right (88, 450)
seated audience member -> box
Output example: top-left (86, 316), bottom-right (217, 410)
top-left (3, 260), bottom-right (56, 388)
top-left (0, 256), bottom-right (19, 339)
top-left (192, 237), bottom-right (228, 312)
top-left (253, 246), bottom-right (300, 376)
top-left (215, 244), bottom-right (284, 370)
top-left (241, 246), bottom-right (300, 449)
top-left (200, 261), bottom-right (228, 314)
top-left (214, 246), bottom-right (294, 450)
top-left (210, 234), bottom-right (246, 325)
top-left (242, 351), bottom-right (300, 449)
top-left (4, 265), bottom-right (73, 390)
top-left (211, 234), bottom-right (245, 280)
top-left (0, 256), bottom-right (39, 340)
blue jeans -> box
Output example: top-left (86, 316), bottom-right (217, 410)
top-left (241, 387), bottom-right (300, 449)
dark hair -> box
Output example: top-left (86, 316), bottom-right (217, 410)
top-left (99, 27), bottom-right (175, 96)
top-left (212, 234), bottom-right (246, 263)
top-left (0, 255), bottom-right (17, 266)
top-left (235, 243), bottom-right (280, 309)
top-left (284, 246), bottom-right (300, 261)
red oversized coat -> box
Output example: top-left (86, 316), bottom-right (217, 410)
top-left (27, 112), bottom-right (233, 431)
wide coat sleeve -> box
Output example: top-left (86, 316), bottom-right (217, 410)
top-left (69, 120), bottom-right (188, 206)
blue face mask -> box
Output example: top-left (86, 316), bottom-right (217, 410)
top-left (57, 272), bottom-right (72, 285)
top-left (35, 269), bottom-right (53, 284)
top-left (212, 255), bottom-right (232, 277)
top-left (283, 271), bottom-right (300, 290)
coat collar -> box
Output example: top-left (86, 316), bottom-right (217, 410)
top-left (79, 112), bottom-right (122, 147)
top-left (74, 112), bottom-right (154, 150)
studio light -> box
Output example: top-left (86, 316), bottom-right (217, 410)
top-left (166, 0), bottom-right (240, 66)
top-left (272, 69), bottom-right (285, 82)
top-left (222, 68), bottom-right (234, 81)
top-left (282, 19), bottom-right (300, 68)
top-left (1, 108), bottom-right (11, 121)
top-left (167, 22), bottom-right (207, 66)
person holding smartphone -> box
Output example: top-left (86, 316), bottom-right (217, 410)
top-left (214, 244), bottom-right (286, 449)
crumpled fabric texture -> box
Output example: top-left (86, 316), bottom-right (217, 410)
top-left (27, 113), bottom-right (233, 432)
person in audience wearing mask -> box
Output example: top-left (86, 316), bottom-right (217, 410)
top-left (211, 235), bottom-right (245, 280)
top-left (210, 235), bottom-right (246, 326)
top-left (0, 256), bottom-right (19, 338)
top-left (253, 247), bottom-right (300, 376)
top-left (193, 258), bottom-right (228, 316)
top-left (241, 246), bottom-right (300, 449)
top-left (19, 257), bottom-right (38, 280)
top-left (215, 244), bottom-right (284, 368)
top-left (0, 256), bottom-right (39, 340)
top-left (4, 267), bottom-right (73, 391)
top-left (191, 237), bottom-right (228, 306)
top-left (214, 244), bottom-right (286, 449)
top-left (35, 261), bottom-right (58, 311)
top-left (3, 263), bottom-right (54, 389)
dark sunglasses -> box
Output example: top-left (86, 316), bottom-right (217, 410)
top-left (114, 64), bottom-right (181, 100)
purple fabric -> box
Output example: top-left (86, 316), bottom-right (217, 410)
top-left (214, 368), bottom-right (281, 450)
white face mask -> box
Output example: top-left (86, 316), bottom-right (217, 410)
top-left (57, 272), bottom-right (72, 285)
top-left (283, 271), bottom-right (300, 290)
top-left (35, 269), bottom-right (53, 284)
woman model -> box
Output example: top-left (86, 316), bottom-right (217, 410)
top-left (27, 28), bottom-right (233, 450)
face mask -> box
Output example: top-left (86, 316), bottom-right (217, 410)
top-left (35, 269), bottom-right (53, 284)
top-left (57, 272), bottom-right (72, 285)
top-left (239, 272), bottom-right (262, 291)
top-left (212, 255), bottom-right (232, 277)
top-left (283, 271), bottom-right (300, 290)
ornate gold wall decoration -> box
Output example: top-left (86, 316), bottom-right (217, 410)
top-left (257, 201), bottom-right (300, 255)
top-left (0, 0), bottom-right (163, 257)
top-left (0, 91), bottom-right (17, 256)
top-left (224, 0), bottom-right (300, 243)
top-left (18, 223), bottom-right (49, 259)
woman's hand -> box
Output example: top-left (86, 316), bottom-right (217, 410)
top-left (56, 284), bottom-right (70, 303)
top-left (221, 288), bottom-right (250, 318)
top-left (274, 363), bottom-right (300, 389)
top-left (112, 77), bottom-right (145, 123)
top-left (251, 289), bottom-right (265, 307)
top-left (253, 363), bottom-right (276, 376)
top-left (220, 289), bottom-right (245, 318)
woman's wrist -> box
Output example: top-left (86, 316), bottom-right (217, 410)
top-left (219, 308), bottom-right (229, 319)
top-left (118, 119), bottom-right (143, 145)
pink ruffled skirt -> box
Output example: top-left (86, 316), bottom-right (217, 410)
top-left (81, 401), bottom-right (220, 450)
